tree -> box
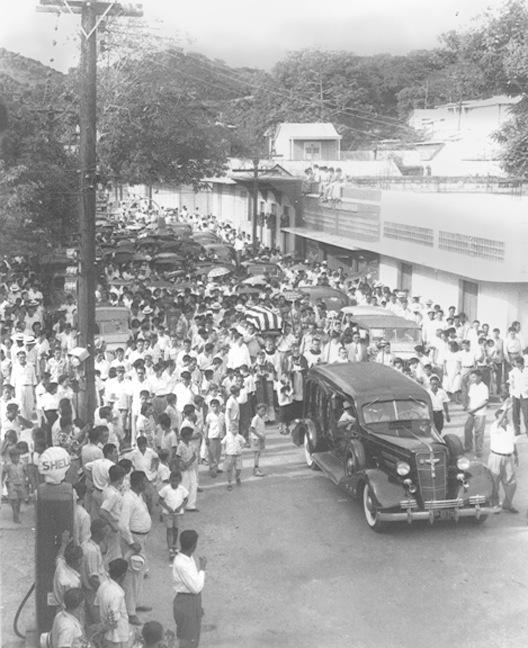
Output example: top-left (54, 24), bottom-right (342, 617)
top-left (0, 50), bottom-right (78, 251)
top-left (95, 25), bottom-right (232, 188)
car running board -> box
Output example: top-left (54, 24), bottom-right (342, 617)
top-left (313, 452), bottom-right (350, 489)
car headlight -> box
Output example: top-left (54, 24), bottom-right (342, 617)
top-left (457, 456), bottom-right (470, 471)
top-left (397, 461), bottom-right (411, 476)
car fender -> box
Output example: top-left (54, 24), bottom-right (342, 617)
top-left (359, 469), bottom-right (406, 510)
top-left (465, 461), bottom-right (494, 499)
top-left (291, 418), bottom-right (319, 449)
top-left (291, 419), bottom-right (305, 447)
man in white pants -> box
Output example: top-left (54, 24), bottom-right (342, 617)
top-left (119, 470), bottom-right (152, 626)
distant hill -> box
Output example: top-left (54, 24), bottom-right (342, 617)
top-left (0, 48), bottom-right (64, 97)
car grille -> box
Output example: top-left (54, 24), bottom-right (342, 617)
top-left (415, 449), bottom-right (447, 504)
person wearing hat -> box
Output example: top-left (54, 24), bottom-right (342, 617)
top-left (338, 400), bottom-right (357, 432)
top-left (427, 375), bottom-right (450, 433)
top-left (10, 332), bottom-right (26, 362)
top-left (488, 403), bottom-right (518, 513)
top-left (11, 349), bottom-right (37, 420)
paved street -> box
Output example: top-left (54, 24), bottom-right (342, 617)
top-left (2, 403), bottom-right (528, 648)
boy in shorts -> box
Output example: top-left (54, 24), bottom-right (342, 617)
top-left (221, 423), bottom-right (246, 491)
top-left (158, 470), bottom-right (188, 561)
top-left (250, 403), bottom-right (267, 477)
top-left (3, 448), bottom-right (26, 523)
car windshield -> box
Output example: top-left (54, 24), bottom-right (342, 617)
top-left (370, 327), bottom-right (420, 344)
top-left (362, 399), bottom-right (430, 436)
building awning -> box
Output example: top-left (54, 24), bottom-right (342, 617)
top-left (281, 227), bottom-right (361, 251)
top-left (203, 176), bottom-right (237, 185)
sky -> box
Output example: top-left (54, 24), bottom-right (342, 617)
top-left (0, 0), bottom-right (506, 73)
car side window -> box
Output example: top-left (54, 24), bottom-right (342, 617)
top-left (305, 380), bottom-right (316, 419)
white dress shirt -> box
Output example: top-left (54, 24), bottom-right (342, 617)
top-left (468, 382), bottom-right (489, 414)
top-left (119, 490), bottom-right (152, 544)
top-left (489, 421), bottom-right (517, 455)
top-left (85, 457), bottom-right (114, 490)
top-left (94, 579), bottom-right (129, 643)
top-left (172, 552), bottom-right (205, 594)
top-left (124, 447), bottom-right (159, 482)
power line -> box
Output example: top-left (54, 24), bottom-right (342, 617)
top-left (173, 50), bottom-right (415, 133)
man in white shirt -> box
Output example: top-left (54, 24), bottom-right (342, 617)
top-left (99, 464), bottom-right (126, 563)
top-left (427, 375), bottom-right (451, 433)
top-left (508, 357), bottom-right (528, 436)
top-left (84, 443), bottom-right (118, 518)
top-left (487, 405), bottom-right (518, 512)
top-left (172, 529), bottom-right (206, 648)
top-left (463, 370), bottom-right (489, 458)
top-left (80, 518), bottom-right (109, 622)
top-left (124, 437), bottom-right (159, 512)
top-left (226, 331), bottom-right (251, 370)
top-left (94, 558), bottom-right (130, 646)
top-left (459, 340), bottom-right (476, 410)
top-left (50, 588), bottom-right (85, 648)
top-left (119, 470), bottom-right (152, 625)
top-left (173, 372), bottom-right (198, 414)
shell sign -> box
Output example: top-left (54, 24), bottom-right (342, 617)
top-left (38, 447), bottom-right (71, 484)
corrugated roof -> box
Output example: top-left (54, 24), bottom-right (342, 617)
top-left (275, 122), bottom-right (340, 140)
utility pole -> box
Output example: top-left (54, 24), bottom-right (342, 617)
top-left (232, 161), bottom-right (277, 256)
top-left (252, 158), bottom-right (259, 255)
top-left (37, 0), bottom-right (143, 422)
top-left (78, 1), bottom-right (98, 421)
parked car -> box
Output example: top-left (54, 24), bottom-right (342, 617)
top-left (95, 306), bottom-right (130, 352)
top-left (341, 306), bottom-right (422, 359)
top-left (203, 243), bottom-right (237, 265)
top-left (299, 285), bottom-right (350, 311)
top-left (292, 363), bottom-right (495, 531)
top-left (241, 261), bottom-right (283, 278)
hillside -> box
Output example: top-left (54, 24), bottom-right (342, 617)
top-left (0, 48), bottom-right (64, 97)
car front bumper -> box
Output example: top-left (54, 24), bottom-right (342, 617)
top-left (377, 497), bottom-right (500, 523)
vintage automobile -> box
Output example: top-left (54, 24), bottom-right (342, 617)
top-left (241, 261), bottom-right (283, 279)
top-left (340, 306), bottom-right (422, 360)
top-left (299, 285), bottom-right (350, 311)
top-left (95, 306), bottom-right (130, 352)
top-left (292, 363), bottom-right (496, 531)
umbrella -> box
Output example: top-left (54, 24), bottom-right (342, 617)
top-left (208, 266), bottom-right (232, 279)
top-left (126, 223), bottom-right (143, 231)
top-left (160, 241), bottom-right (184, 252)
top-left (113, 249), bottom-right (134, 259)
top-left (291, 264), bottom-right (306, 272)
top-left (236, 285), bottom-right (260, 295)
top-left (192, 233), bottom-right (220, 244)
top-left (117, 240), bottom-right (134, 249)
top-left (132, 253), bottom-right (150, 262)
top-left (242, 274), bottom-right (268, 286)
top-left (147, 279), bottom-right (173, 289)
top-left (108, 278), bottom-right (132, 287)
top-left (282, 289), bottom-right (304, 301)
top-left (172, 280), bottom-right (193, 291)
top-left (152, 253), bottom-right (185, 267)
top-left (136, 237), bottom-right (159, 248)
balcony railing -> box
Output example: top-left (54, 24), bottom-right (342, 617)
top-left (345, 176), bottom-right (526, 195)
top-left (302, 176), bottom-right (527, 196)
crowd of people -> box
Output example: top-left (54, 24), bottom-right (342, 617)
top-left (1, 199), bottom-right (526, 646)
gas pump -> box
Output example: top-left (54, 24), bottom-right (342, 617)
top-left (35, 447), bottom-right (74, 634)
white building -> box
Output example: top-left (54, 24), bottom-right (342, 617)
top-left (267, 122), bottom-right (341, 161)
top-left (407, 95), bottom-right (521, 177)
top-left (282, 178), bottom-right (528, 333)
